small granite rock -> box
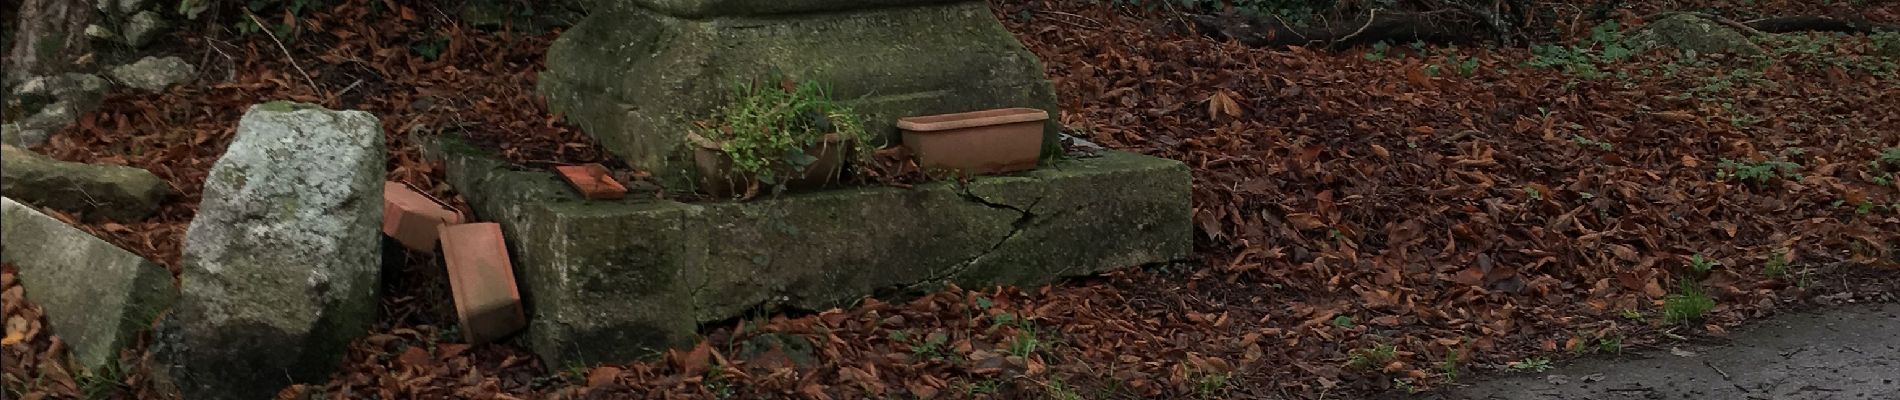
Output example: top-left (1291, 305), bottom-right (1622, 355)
top-left (0, 197), bottom-right (176, 375)
top-left (1, 145), bottom-right (170, 221)
top-left (123, 11), bottom-right (166, 48)
top-left (118, 0), bottom-right (150, 14)
top-left (179, 0), bottom-right (211, 19)
top-left (3, 122), bottom-right (52, 147)
top-left (109, 56), bottom-right (195, 92)
top-left (14, 73), bottom-right (110, 109)
top-left (153, 102), bottom-right (385, 400)
top-left (85, 24), bottom-right (117, 41)
top-left (5, 103), bottom-right (81, 146)
top-left (5, 74), bottom-right (109, 146)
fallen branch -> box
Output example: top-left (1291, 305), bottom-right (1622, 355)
top-left (1744, 16), bottom-right (1900, 34)
top-left (246, 11), bottom-right (321, 96)
top-left (1638, 13), bottom-right (1900, 35)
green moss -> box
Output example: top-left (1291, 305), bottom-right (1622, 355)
top-left (256, 101), bottom-right (321, 112)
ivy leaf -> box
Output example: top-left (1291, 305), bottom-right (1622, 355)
top-left (784, 149), bottom-right (818, 168)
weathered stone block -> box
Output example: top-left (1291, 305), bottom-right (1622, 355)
top-left (153, 102), bottom-right (384, 400)
top-left (2, 144), bottom-right (170, 221)
top-left (538, 1), bottom-right (1060, 191)
top-left (0, 197), bottom-right (176, 375)
top-left (427, 137), bottom-right (1190, 367)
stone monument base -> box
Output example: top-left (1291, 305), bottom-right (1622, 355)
top-left (425, 137), bottom-right (1191, 366)
top-left (537, 1), bottom-right (1061, 191)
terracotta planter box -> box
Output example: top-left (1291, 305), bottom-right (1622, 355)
top-left (439, 222), bottom-right (528, 345)
top-left (898, 108), bottom-right (1047, 175)
top-left (555, 163), bottom-right (628, 200)
top-left (688, 132), bottom-right (851, 198)
top-left (382, 181), bottom-right (463, 252)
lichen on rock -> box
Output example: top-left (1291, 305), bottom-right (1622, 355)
top-left (1632, 14), bottom-right (1766, 57)
top-left (109, 56), bottom-right (195, 92)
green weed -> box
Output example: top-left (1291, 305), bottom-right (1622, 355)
top-left (1598, 335), bottom-right (1623, 354)
top-left (1663, 283), bottom-right (1716, 324)
top-left (1331, 315), bottom-right (1355, 328)
top-left (693, 74), bottom-right (872, 194)
top-left (1689, 254), bottom-right (1717, 274)
top-left (1763, 250), bottom-right (1789, 278)
top-left (1008, 327), bottom-right (1043, 358)
top-left (1194, 370), bottom-right (1231, 398)
top-left (1452, 55), bottom-right (1481, 76)
top-left (1345, 344), bottom-right (1398, 371)
top-left (960, 379), bottom-right (1002, 395)
top-left (1874, 31), bottom-right (1900, 59)
top-left (1528, 21), bottom-right (1640, 79)
top-left (1438, 350), bottom-right (1460, 383)
top-left (1571, 135), bottom-right (1613, 150)
top-left (1717, 159), bottom-right (1802, 185)
top-left (1761, 32), bottom-right (1900, 75)
top-left (77, 361), bottom-right (126, 400)
top-left (1393, 378), bottom-right (1420, 394)
top-left (1620, 309), bottom-right (1645, 321)
top-left (1044, 376), bottom-right (1084, 400)
top-left (702, 370), bottom-right (736, 398)
top-left (912, 332), bottom-right (948, 360)
top-left (1509, 356), bottom-right (1553, 372)
top-left (1366, 41), bottom-right (1391, 61)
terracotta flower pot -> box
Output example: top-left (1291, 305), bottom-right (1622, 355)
top-left (898, 108), bottom-right (1048, 175)
top-left (554, 163), bottom-right (628, 200)
top-left (688, 132), bottom-right (852, 198)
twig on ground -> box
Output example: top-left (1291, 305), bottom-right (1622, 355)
top-left (245, 11), bottom-right (322, 96)
top-left (1702, 360), bottom-right (1731, 380)
top-left (1692, 12), bottom-right (1767, 36)
top-left (205, 38), bottom-right (239, 82)
top-left (1038, 10), bottom-right (1105, 29)
top-left (328, 79), bottom-right (365, 105)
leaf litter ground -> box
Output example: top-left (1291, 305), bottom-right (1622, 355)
top-left (4, 0), bottom-right (1899, 398)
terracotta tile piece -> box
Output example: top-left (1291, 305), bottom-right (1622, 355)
top-left (555, 163), bottom-right (628, 200)
top-left (382, 181), bottom-right (463, 252)
top-left (438, 223), bottom-right (527, 344)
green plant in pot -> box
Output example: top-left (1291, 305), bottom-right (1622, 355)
top-left (687, 77), bottom-right (873, 199)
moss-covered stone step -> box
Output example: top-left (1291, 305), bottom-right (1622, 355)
top-left (425, 137), bottom-right (1192, 367)
top-left (0, 197), bottom-right (176, 376)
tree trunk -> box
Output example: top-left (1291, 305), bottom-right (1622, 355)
top-left (6, 0), bottom-right (94, 85)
